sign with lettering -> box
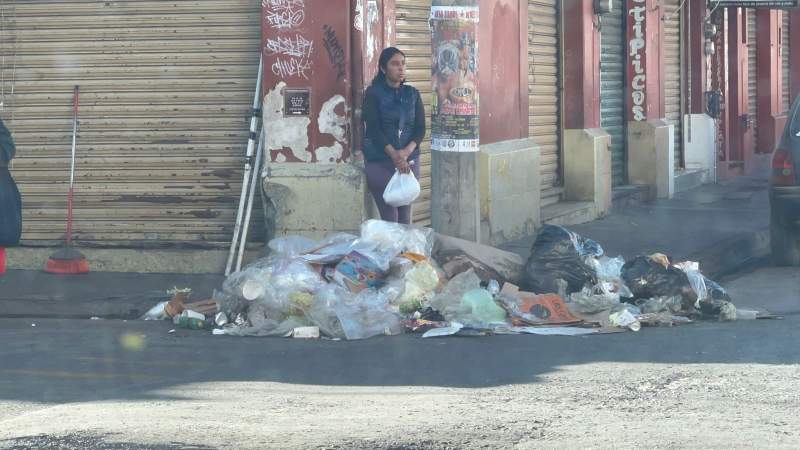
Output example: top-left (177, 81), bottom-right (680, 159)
top-left (284, 88), bottom-right (311, 116)
top-left (627, 0), bottom-right (648, 122)
top-left (708, 0), bottom-right (798, 7)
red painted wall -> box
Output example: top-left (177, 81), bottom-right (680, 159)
top-left (791, 11), bottom-right (800, 103)
top-left (478, 0), bottom-right (528, 144)
top-left (262, 0), bottom-right (352, 163)
top-left (562, 0), bottom-right (600, 130)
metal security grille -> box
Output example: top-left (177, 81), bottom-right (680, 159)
top-left (529, 0), bottom-right (562, 205)
top-left (600, 0), bottom-right (626, 186)
top-left (663, 0), bottom-right (684, 170)
top-left (748, 8), bottom-right (758, 154)
top-left (0, 0), bottom-right (262, 246)
top-left (395, 0), bottom-right (433, 225)
top-left (782, 10), bottom-right (791, 113)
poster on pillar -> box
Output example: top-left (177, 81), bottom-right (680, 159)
top-left (429, 0), bottom-right (480, 152)
top-left (262, 0), bottom-right (352, 163)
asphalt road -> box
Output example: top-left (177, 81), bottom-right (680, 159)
top-left (0, 266), bottom-right (798, 449)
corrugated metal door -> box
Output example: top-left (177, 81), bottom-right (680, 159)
top-left (748, 8), bottom-right (758, 154)
top-left (395, 0), bottom-right (433, 226)
top-left (600, 0), bottom-right (626, 186)
top-left (529, 0), bottom-right (562, 205)
top-left (781, 10), bottom-right (790, 113)
top-left (663, 0), bottom-right (683, 170)
top-left (0, 0), bottom-right (262, 246)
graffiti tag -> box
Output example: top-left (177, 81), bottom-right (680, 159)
top-left (272, 57), bottom-right (313, 80)
top-left (265, 34), bottom-right (313, 58)
top-left (263, 0), bottom-right (306, 30)
top-left (322, 25), bottom-right (346, 81)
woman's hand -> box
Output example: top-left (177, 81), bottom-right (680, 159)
top-left (392, 152), bottom-right (411, 174)
top-left (399, 143), bottom-right (416, 160)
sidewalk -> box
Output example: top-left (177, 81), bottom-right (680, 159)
top-left (0, 177), bottom-right (770, 319)
top-left (502, 176), bottom-right (770, 278)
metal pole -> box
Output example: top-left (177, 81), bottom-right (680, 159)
top-left (235, 127), bottom-right (265, 272)
top-left (225, 55), bottom-right (263, 276)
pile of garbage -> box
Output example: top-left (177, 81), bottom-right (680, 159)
top-left (143, 222), bottom-right (755, 340)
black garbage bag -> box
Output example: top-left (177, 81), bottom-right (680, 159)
top-left (621, 256), bottom-right (696, 307)
top-left (695, 276), bottom-right (735, 319)
top-left (524, 225), bottom-right (604, 294)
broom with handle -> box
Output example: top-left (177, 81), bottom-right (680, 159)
top-left (44, 85), bottom-right (89, 274)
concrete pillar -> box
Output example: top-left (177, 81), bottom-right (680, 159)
top-left (756, 10), bottom-right (786, 158)
top-left (727, 8), bottom-right (751, 165)
top-left (682, 0), bottom-right (715, 184)
top-left (686, 0), bottom-right (708, 115)
top-left (563, 129), bottom-right (612, 212)
top-left (478, 139), bottom-right (540, 246)
top-left (628, 119), bottom-right (675, 199)
top-left (259, 0), bottom-right (388, 240)
top-left (626, 0), bottom-right (670, 196)
top-left (560, 0), bottom-right (611, 218)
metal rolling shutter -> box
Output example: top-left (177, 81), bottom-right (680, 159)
top-left (663, 0), bottom-right (683, 170)
top-left (0, 0), bottom-right (261, 247)
top-left (748, 8), bottom-right (758, 154)
top-left (395, 0), bottom-right (433, 226)
top-left (782, 11), bottom-right (790, 113)
top-left (600, 0), bottom-right (626, 186)
top-left (529, 0), bottom-right (562, 205)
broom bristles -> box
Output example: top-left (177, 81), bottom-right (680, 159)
top-left (44, 247), bottom-right (90, 274)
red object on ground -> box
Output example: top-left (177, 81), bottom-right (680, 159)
top-left (0, 247), bottom-right (6, 274)
top-left (44, 85), bottom-right (89, 275)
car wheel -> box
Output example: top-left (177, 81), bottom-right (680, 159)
top-left (770, 215), bottom-right (800, 266)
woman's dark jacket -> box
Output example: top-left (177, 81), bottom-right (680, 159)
top-left (0, 118), bottom-right (22, 247)
top-left (362, 81), bottom-right (426, 162)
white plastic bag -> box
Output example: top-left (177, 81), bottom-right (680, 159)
top-left (382, 170), bottom-right (420, 207)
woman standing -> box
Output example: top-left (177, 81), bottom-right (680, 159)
top-left (0, 117), bottom-right (21, 274)
top-left (362, 47), bottom-right (426, 224)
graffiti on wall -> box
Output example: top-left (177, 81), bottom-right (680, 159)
top-left (628, 0), bottom-right (646, 121)
top-left (322, 25), bottom-right (346, 80)
top-left (263, 0), bottom-right (306, 29)
top-left (264, 0), bottom-right (313, 80)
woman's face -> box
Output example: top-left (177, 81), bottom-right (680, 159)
top-left (383, 53), bottom-right (406, 85)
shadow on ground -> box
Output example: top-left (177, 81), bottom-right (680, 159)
top-left (0, 315), bottom-right (797, 405)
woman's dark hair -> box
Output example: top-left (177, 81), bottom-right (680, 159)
top-left (371, 47), bottom-right (405, 86)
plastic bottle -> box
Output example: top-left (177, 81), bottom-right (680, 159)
top-left (487, 279), bottom-right (500, 297)
top-left (173, 315), bottom-right (206, 330)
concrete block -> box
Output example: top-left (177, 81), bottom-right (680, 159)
top-left (628, 119), bottom-right (674, 199)
top-left (683, 114), bottom-right (717, 183)
top-left (478, 138), bottom-right (540, 246)
top-left (261, 162), bottom-right (369, 240)
top-left (563, 128), bottom-right (612, 217)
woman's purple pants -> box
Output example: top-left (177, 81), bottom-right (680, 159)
top-left (364, 158), bottom-right (420, 224)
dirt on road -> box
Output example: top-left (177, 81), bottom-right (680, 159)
top-left (1, 362), bottom-right (798, 449)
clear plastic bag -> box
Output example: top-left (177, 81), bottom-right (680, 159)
top-left (333, 289), bottom-right (404, 340)
top-left (306, 284), bottom-right (403, 340)
top-left (429, 269), bottom-right (506, 328)
top-left (268, 235), bottom-right (319, 257)
top-left (383, 170), bottom-right (421, 207)
top-left (359, 220), bottom-right (435, 258)
top-left (637, 295), bottom-right (684, 314)
top-left (430, 269), bottom-right (482, 320)
top-left (569, 283), bottom-right (620, 314)
top-left (592, 256), bottom-right (625, 280)
top-left (393, 261), bottom-right (441, 314)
